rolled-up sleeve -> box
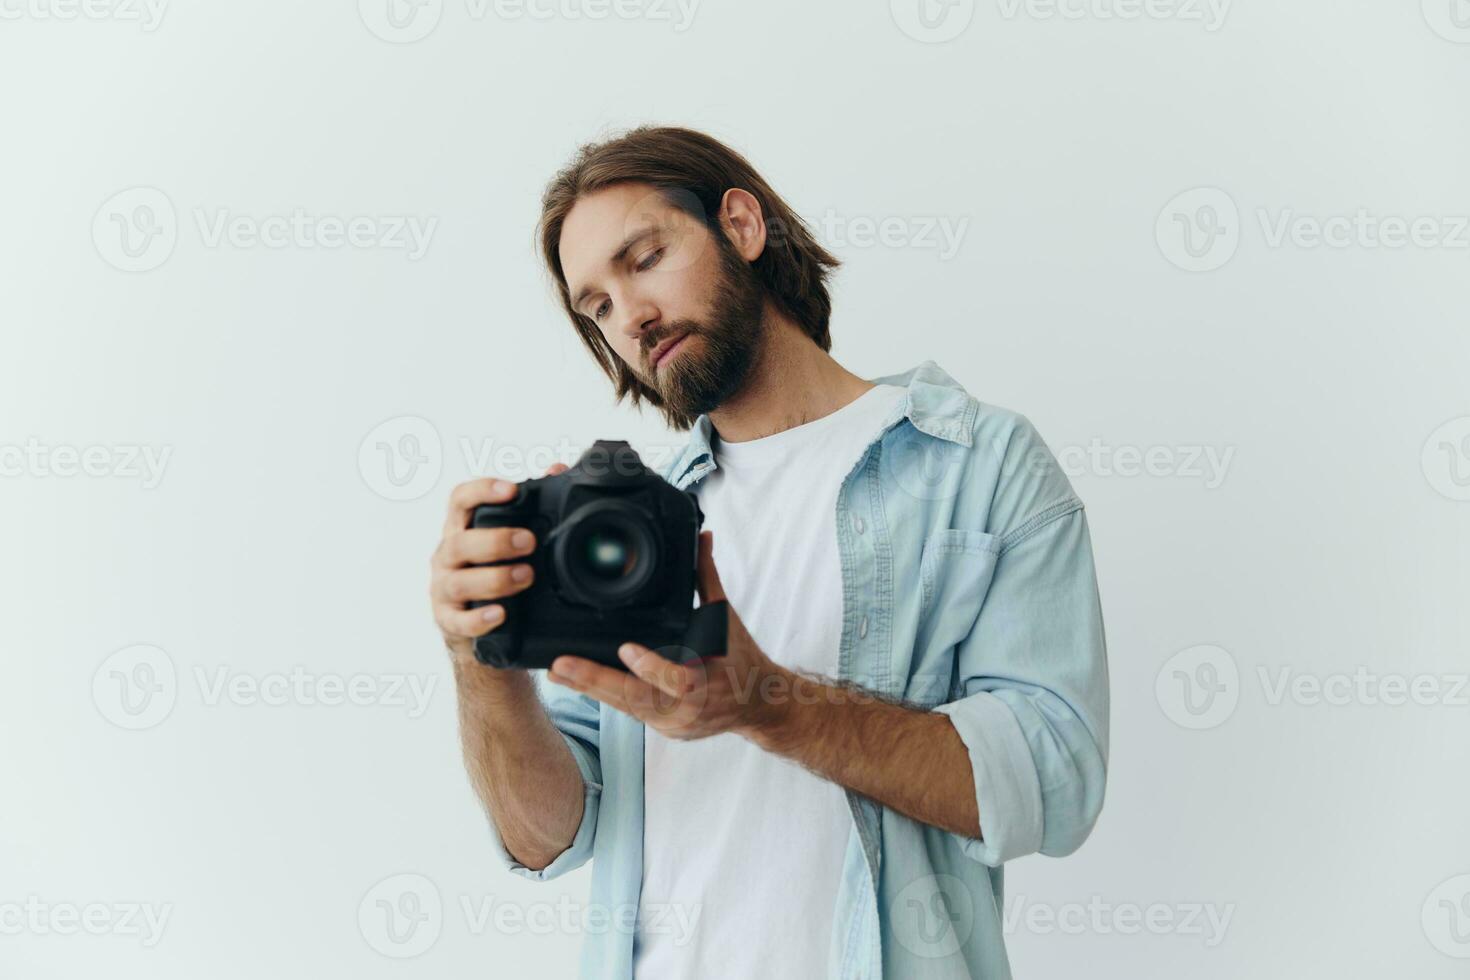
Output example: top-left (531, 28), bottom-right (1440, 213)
top-left (934, 504), bottom-right (1110, 866)
top-left (485, 675), bottom-right (604, 881)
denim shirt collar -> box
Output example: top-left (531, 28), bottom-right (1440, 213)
top-left (665, 360), bottom-right (978, 489)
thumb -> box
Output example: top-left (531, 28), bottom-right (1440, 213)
top-left (695, 530), bottom-right (726, 605)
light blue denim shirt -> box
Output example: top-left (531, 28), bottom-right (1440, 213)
top-left (485, 361), bottom-right (1110, 979)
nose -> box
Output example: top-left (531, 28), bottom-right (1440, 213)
top-left (614, 290), bottom-right (660, 346)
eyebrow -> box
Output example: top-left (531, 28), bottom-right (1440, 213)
top-left (570, 226), bottom-right (659, 315)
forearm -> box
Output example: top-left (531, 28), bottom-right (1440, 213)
top-left (453, 661), bottom-right (585, 870)
top-left (739, 664), bottom-right (981, 840)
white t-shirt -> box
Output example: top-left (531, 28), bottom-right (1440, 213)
top-left (635, 383), bottom-right (907, 980)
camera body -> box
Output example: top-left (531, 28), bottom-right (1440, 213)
top-left (469, 440), bottom-right (726, 670)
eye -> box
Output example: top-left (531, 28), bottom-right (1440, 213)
top-left (588, 248), bottom-right (662, 321)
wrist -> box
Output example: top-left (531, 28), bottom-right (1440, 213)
top-left (736, 661), bottom-right (803, 751)
top-left (453, 656), bottom-right (538, 712)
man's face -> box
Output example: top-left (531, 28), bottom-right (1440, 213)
top-left (559, 183), bottom-right (767, 420)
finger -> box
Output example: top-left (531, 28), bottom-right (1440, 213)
top-left (443, 477), bottom-right (521, 536)
top-left (544, 462), bottom-right (570, 476)
top-left (695, 530), bottom-right (726, 605)
top-left (435, 527), bottom-right (536, 569)
top-left (617, 643), bottom-right (697, 699)
top-left (548, 656), bottom-right (657, 715)
top-left (435, 563), bottom-right (534, 605)
top-left (436, 601), bottom-right (509, 639)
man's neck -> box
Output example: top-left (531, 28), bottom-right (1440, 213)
top-left (707, 313), bottom-right (875, 444)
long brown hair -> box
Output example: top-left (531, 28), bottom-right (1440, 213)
top-left (538, 125), bottom-right (841, 430)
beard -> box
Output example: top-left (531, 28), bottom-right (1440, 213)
top-left (638, 235), bottom-right (768, 422)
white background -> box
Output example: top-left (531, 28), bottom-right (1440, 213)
top-left (2, 0), bottom-right (1468, 977)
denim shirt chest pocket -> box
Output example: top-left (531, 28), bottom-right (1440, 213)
top-left (912, 528), bottom-right (1003, 703)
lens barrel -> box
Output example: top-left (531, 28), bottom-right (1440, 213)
top-left (554, 498), bottom-right (660, 608)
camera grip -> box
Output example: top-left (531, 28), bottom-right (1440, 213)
top-left (667, 600), bottom-right (729, 665)
top-left (467, 496), bottom-right (536, 667)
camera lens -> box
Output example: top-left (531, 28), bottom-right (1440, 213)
top-left (555, 500), bottom-right (661, 609)
top-left (584, 529), bottom-right (637, 580)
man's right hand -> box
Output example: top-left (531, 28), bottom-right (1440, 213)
top-left (436, 468), bottom-right (585, 873)
top-left (430, 464), bottom-right (569, 664)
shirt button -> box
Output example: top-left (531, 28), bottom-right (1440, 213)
top-left (859, 616), bottom-right (869, 639)
top-left (853, 515), bottom-right (865, 534)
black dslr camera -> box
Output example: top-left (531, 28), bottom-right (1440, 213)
top-left (468, 440), bottom-right (728, 671)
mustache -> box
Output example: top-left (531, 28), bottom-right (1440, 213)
top-left (641, 323), bottom-right (700, 362)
